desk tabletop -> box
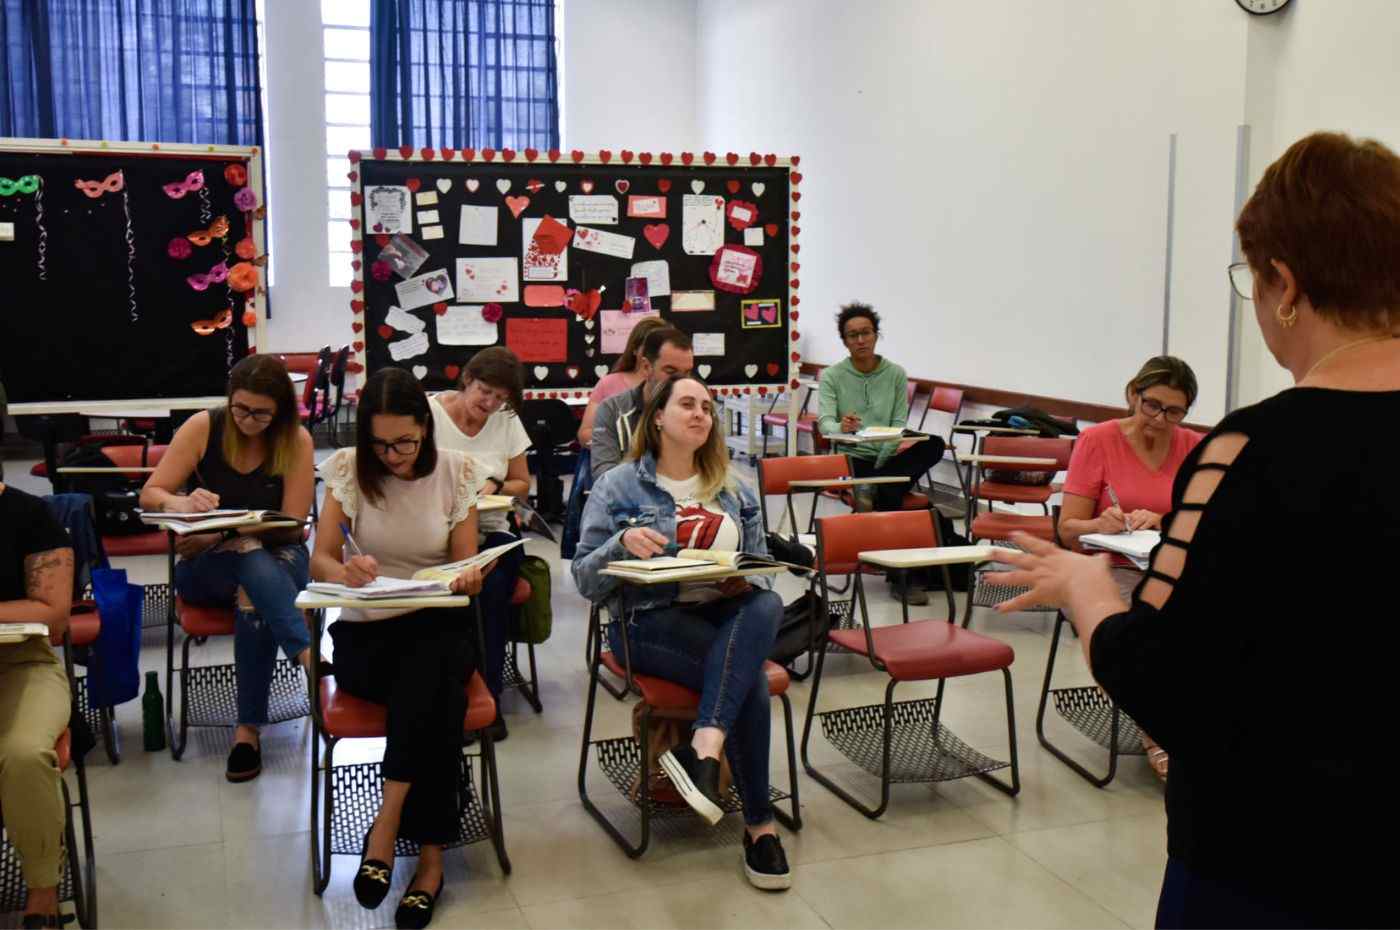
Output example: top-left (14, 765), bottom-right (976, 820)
top-left (959, 454), bottom-right (1058, 467)
top-left (859, 545), bottom-right (1015, 569)
top-left (599, 564), bottom-right (784, 585)
top-left (787, 476), bottom-right (909, 489)
top-left (295, 591), bottom-right (471, 610)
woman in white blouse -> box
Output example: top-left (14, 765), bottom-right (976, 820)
top-left (311, 367), bottom-right (493, 929)
top-left (428, 347), bottom-right (531, 739)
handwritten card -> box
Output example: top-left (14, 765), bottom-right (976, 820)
top-left (387, 330), bottom-right (430, 361)
top-left (456, 257), bottom-right (519, 303)
top-left (569, 195), bottom-right (619, 225)
top-left (415, 191), bottom-right (439, 206)
top-left (420, 225), bottom-right (444, 240)
top-left (710, 244), bottom-right (761, 294)
top-left (395, 268), bottom-right (454, 310)
top-left (600, 309), bottom-right (660, 354)
top-left (458, 204), bottom-right (498, 246)
top-left (573, 226), bottom-right (635, 260)
top-left (671, 290), bottom-right (716, 311)
top-left (384, 305), bottom-right (426, 334)
top-left (629, 260), bottom-right (671, 298)
top-left (627, 195), bottom-right (666, 219)
top-left (417, 209), bottom-right (440, 225)
top-left (505, 317), bottom-right (568, 362)
top-left (682, 194), bottom-right (725, 255)
top-left (366, 185), bottom-right (412, 234)
top-left (522, 216), bottom-right (568, 282)
top-left (437, 306), bottom-right (499, 346)
top-left (693, 332), bottom-right (726, 357)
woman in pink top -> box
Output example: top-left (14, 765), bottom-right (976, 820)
top-left (1057, 356), bottom-right (1203, 779)
top-left (576, 316), bottom-right (668, 444)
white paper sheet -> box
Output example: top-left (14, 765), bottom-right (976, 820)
top-left (437, 306), bottom-right (500, 346)
top-left (682, 194), bottom-right (725, 255)
top-left (0, 222), bottom-right (13, 242)
top-left (387, 330), bottom-right (431, 361)
top-left (416, 209), bottom-right (440, 225)
top-left (573, 226), bottom-right (635, 260)
top-left (420, 225), bottom-right (444, 240)
top-left (693, 332), bottom-right (725, 356)
top-left (365, 185), bottom-right (412, 235)
top-left (522, 217), bottom-right (568, 282)
top-left (415, 191), bottom-right (439, 206)
top-left (629, 260), bottom-right (671, 298)
top-left (456, 257), bottom-right (519, 303)
top-left (600, 310), bottom-right (660, 354)
top-left (743, 226), bottom-right (764, 246)
top-left (394, 269), bottom-right (454, 310)
top-left (384, 305), bottom-right (426, 334)
top-left (671, 290), bottom-right (716, 311)
top-left (458, 204), bottom-right (498, 246)
top-left (568, 195), bottom-right (619, 225)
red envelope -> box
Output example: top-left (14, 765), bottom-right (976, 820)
top-left (530, 214), bottom-right (573, 255)
top-left (524, 284), bottom-right (567, 307)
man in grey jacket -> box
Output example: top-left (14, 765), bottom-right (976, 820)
top-left (590, 326), bottom-right (695, 480)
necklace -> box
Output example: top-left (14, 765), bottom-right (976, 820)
top-left (1299, 334), bottom-right (1395, 383)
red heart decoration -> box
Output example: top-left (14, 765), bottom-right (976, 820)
top-left (405, 178), bottom-right (421, 192)
top-left (792, 225), bottom-right (801, 237)
top-left (565, 288), bottom-right (603, 319)
top-left (444, 364), bottom-right (460, 380)
top-left (352, 322), bottom-right (364, 333)
top-left (791, 211), bottom-right (801, 221)
top-left (790, 172), bottom-right (803, 185)
top-left (758, 386), bottom-right (768, 396)
top-left (791, 379), bottom-right (800, 389)
top-left (749, 152), bottom-right (762, 166)
top-left (441, 148), bottom-right (456, 160)
top-left (615, 179), bottom-right (630, 194)
top-left (658, 179), bottom-right (672, 193)
top-left (598, 149), bottom-right (612, 163)
top-left (548, 148), bottom-right (561, 162)
top-left (764, 223), bottom-right (778, 236)
top-left (790, 278), bottom-right (800, 289)
top-left (639, 152), bottom-right (653, 165)
top-left (377, 324), bottom-right (394, 339)
top-left (792, 191), bottom-right (802, 201)
top-left (372, 148), bottom-right (386, 160)
top-left (766, 362), bottom-right (780, 377)
top-left (702, 152), bottom-right (716, 165)
top-left (792, 296), bottom-right (800, 306)
top-left (764, 154), bottom-right (777, 166)
top-left (790, 262), bottom-right (800, 272)
top-left (462, 148), bottom-right (476, 161)
top-left (353, 341), bottom-right (364, 351)
top-left (525, 148), bottom-right (539, 161)
top-left (791, 155), bottom-right (801, 166)
top-left (420, 147), bottom-right (435, 160)
top-left (375, 234), bottom-right (390, 246)
top-left (571, 149), bottom-right (585, 163)
top-left (350, 240), bottom-right (363, 253)
top-left (790, 311), bottom-right (799, 319)
top-left (791, 352), bottom-right (801, 362)
top-left (790, 331), bottom-right (800, 341)
top-left (502, 148), bottom-right (516, 162)
top-left (350, 192), bottom-right (363, 205)
top-left (643, 223), bottom-right (670, 249)
top-left (483, 147), bottom-right (497, 161)
top-left (660, 152), bottom-right (674, 165)
top-left (352, 260), bottom-right (362, 271)
top-left (725, 152), bottom-right (739, 165)
top-left (434, 302), bottom-right (449, 316)
top-left (620, 149), bottom-right (634, 163)
top-left (348, 151), bottom-right (362, 163)
top-left (348, 219), bottom-right (361, 231)
top-left (350, 280), bottom-right (363, 293)
top-left (791, 243), bottom-right (801, 254)
top-left (726, 180), bottom-right (740, 194)
top-left (347, 170), bottom-right (359, 181)
top-left (398, 145), bottom-right (413, 159)
top-left (680, 152), bottom-right (694, 165)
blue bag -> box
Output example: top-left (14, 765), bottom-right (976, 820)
top-left (89, 567), bottom-right (143, 707)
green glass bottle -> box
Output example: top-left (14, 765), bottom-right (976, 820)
top-left (142, 670), bottom-right (167, 752)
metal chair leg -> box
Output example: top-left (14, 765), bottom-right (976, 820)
top-left (577, 657), bottom-right (651, 857)
top-left (772, 693), bottom-right (802, 831)
top-left (479, 735), bottom-right (512, 874)
top-left (974, 669), bottom-right (1020, 796)
top-left (1035, 612), bottom-right (1123, 788)
top-left (311, 733), bottom-right (335, 895)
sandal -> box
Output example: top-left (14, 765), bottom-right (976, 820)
top-left (1144, 745), bottom-right (1169, 781)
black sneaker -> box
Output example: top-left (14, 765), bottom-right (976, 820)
top-left (225, 741), bottom-right (261, 783)
top-left (743, 832), bottom-right (792, 890)
top-left (658, 743), bottom-right (724, 825)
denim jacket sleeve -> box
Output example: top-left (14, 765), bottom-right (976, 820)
top-left (570, 468), bottom-right (632, 602)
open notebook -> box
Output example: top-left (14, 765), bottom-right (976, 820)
top-left (0, 623), bottom-right (50, 644)
top-left (140, 510), bottom-right (305, 535)
top-left (1080, 530), bottom-right (1160, 569)
top-left (607, 549), bottom-right (812, 580)
top-left (304, 539), bottom-right (527, 600)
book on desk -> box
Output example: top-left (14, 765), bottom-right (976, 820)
top-left (303, 538), bottom-right (527, 600)
top-left (140, 509), bottom-right (306, 535)
top-left (605, 548), bottom-right (811, 582)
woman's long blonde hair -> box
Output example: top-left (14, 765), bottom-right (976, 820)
top-left (627, 374), bottom-right (732, 501)
top-left (222, 354), bottom-right (301, 476)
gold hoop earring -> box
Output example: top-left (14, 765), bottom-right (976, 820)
top-left (1275, 304), bottom-right (1298, 328)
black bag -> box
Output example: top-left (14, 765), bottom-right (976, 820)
top-left (766, 532), bottom-right (815, 576)
top-left (769, 591), bottom-right (833, 666)
top-left (57, 446), bottom-right (147, 536)
top-left (990, 406), bottom-right (1079, 438)
top-left (922, 512), bottom-right (971, 592)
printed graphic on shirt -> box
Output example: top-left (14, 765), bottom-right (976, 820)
top-left (675, 501), bottom-right (724, 550)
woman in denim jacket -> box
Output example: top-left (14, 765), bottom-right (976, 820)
top-left (571, 374), bottom-right (791, 891)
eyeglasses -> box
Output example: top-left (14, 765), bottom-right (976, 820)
top-left (230, 402), bottom-right (275, 423)
top-left (843, 328), bottom-right (876, 342)
top-left (1139, 397), bottom-right (1188, 423)
top-left (1228, 262), bottom-right (1254, 301)
top-left (369, 438), bottom-right (421, 456)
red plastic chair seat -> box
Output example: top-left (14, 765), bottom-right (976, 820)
top-left (970, 512), bottom-right (1054, 543)
top-left (599, 652), bottom-right (789, 709)
top-left (510, 578), bottom-right (531, 606)
top-left (176, 598), bottom-right (237, 637)
top-left (30, 462), bottom-right (48, 478)
top-left (320, 671), bottom-right (496, 738)
top-left (55, 729), bottom-right (71, 773)
top-left (828, 621), bottom-right (1014, 682)
top-left (762, 413), bottom-right (790, 427)
top-left (793, 416), bottom-right (818, 433)
top-left (102, 531), bottom-right (168, 558)
top-left (975, 481), bottom-right (1053, 506)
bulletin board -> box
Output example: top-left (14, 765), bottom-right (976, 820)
top-left (346, 146), bottom-right (805, 399)
top-left (0, 138), bottom-right (269, 412)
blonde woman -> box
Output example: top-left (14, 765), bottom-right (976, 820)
top-left (571, 374), bottom-right (791, 891)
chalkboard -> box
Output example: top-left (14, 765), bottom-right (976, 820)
top-left (0, 139), bottom-right (268, 409)
top-left (348, 148), bottom-right (802, 398)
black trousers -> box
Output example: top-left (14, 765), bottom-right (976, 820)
top-left (330, 607), bottom-right (479, 845)
top-left (849, 436), bottom-right (947, 510)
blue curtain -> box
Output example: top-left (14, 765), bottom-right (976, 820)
top-left (371, 0), bottom-right (558, 152)
top-left (0, 0), bottom-right (263, 145)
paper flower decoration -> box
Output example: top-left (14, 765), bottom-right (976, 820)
top-left (235, 237), bottom-right (256, 260)
top-left (167, 238), bottom-right (193, 260)
top-left (371, 260), bottom-right (392, 282)
top-left (233, 187), bottom-right (257, 211)
top-left (224, 164), bottom-right (248, 187)
top-left (481, 302), bottom-right (503, 323)
top-left (228, 261), bottom-right (259, 293)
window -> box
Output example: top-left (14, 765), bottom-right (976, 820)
top-left (322, 0), bottom-right (371, 286)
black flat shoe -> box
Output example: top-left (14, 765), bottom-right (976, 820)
top-left (20, 913), bottom-right (60, 928)
top-left (353, 829), bottom-right (394, 910)
top-left (225, 741), bottom-right (261, 783)
top-left (395, 875), bottom-right (444, 929)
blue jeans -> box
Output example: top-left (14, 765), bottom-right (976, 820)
top-left (608, 587), bottom-right (782, 826)
top-left (478, 531), bottom-right (525, 700)
top-left (175, 544), bottom-right (311, 726)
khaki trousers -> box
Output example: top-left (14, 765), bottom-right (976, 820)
top-left (0, 638), bottom-right (70, 887)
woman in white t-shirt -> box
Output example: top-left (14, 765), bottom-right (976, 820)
top-left (428, 347), bottom-right (531, 739)
top-left (310, 367), bottom-right (494, 929)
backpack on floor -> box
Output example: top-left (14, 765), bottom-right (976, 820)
top-left (769, 591), bottom-right (835, 666)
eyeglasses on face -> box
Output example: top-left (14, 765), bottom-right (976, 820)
top-left (1139, 397), bottom-right (1188, 423)
top-left (230, 402), bottom-right (275, 423)
top-left (370, 438), bottom-right (421, 456)
top-left (843, 327), bottom-right (876, 342)
top-left (1228, 262), bottom-right (1254, 301)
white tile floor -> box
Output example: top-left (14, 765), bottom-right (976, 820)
top-left (3, 455), bottom-right (1170, 929)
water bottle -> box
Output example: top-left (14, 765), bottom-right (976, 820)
top-left (142, 670), bottom-right (167, 751)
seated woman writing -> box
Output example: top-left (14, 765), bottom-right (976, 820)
top-left (1057, 355), bottom-right (1203, 780)
top-left (140, 354), bottom-right (315, 783)
top-left (0, 483), bottom-right (74, 928)
top-left (428, 347), bottom-right (530, 739)
top-left (571, 373), bottom-right (792, 891)
top-left (311, 367), bottom-right (493, 930)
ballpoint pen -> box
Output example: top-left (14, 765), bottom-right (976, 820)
top-left (339, 522), bottom-right (364, 557)
top-left (1105, 484), bottom-right (1133, 533)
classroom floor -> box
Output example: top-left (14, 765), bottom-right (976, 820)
top-left (3, 454), bottom-right (1169, 930)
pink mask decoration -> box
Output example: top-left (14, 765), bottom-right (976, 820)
top-left (233, 187), bottom-right (257, 211)
top-left (73, 170), bottom-right (125, 198)
top-left (187, 261), bottom-right (229, 291)
top-left (167, 238), bottom-right (193, 260)
top-left (162, 170), bottom-right (205, 199)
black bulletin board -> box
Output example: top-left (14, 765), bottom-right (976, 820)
top-left (349, 149), bottom-right (802, 397)
top-left (0, 140), bottom-right (267, 408)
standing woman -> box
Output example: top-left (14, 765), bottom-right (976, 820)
top-left (572, 374), bottom-right (793, 891)
top-left (576, 315), bottom-right (667, 445)
top-left (312, 367), bottom-right (490, 930)
top-left (995, 131), bottom-right (1400, 928)
top-left (141, 354), bottom-right (315, 783)
top-left (429, 347), bottom-right (530, 739)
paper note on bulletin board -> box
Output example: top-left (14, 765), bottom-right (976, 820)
top-left (505, 317), bottom-right (568, 362)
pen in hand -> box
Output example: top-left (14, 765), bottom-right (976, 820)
top-left (339, 522), bottom-right (364, 557)
top-left (1105, 484), bottom-right (1133, 533)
